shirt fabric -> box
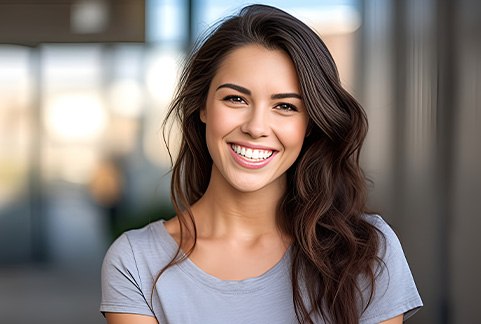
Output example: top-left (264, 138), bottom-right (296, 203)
top-left (100, 214), bottom-right (423, 323)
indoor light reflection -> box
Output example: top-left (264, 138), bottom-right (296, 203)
top-left (108, 79), bottom-right (144, 118)
top-left (44, 92), bottom-right (108, 143)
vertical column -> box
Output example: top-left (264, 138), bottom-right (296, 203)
top-left (358, 0), bottom-right (396, 213)
top-left (29, 47), bottom-right (47, 262)
top-left (450, 0), bottom-right (481, 322)
top-left (393, 0), bottom-right (444, 322)
top-left (361, 0), bottom-right (446, 322)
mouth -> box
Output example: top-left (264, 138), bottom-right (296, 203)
top-left (230, 144), bottom-right (274, 162)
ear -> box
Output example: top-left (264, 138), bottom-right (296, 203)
top-left (200, 107), bottom-right (207, 123)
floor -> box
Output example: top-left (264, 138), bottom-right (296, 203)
top-left (0, 264), bottom-right (105, 324)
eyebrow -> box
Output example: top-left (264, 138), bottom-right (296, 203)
top-left (271, 92), bottom-right (302, 100)
top-left (216, 83), bottom-right (302, 100)
top-left (216, 83), bottom-right (251, 95)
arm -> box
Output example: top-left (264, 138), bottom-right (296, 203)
top-left (380, 314), bottom-right (403, 324)
top-left (106, 312), bottom-right (158, 324)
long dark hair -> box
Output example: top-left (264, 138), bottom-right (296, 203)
top-left (161, 4), bottom-right (383, 324)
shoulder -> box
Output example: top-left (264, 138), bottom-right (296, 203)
top-left (101, 219), bottom-right (177, 298)
top-left (362, 214), bottom-right (411, 277)
top-left (100, 220), bottom-right (175, 317)
top-left (363, 213), bottom-right (396, 239)
top-left (103, 220), bottom-right (175, 272)
top-left (362, 214), bottom-right (402, 260)
top-left (359, 214), bottom-right (423, 323)
top-left (359, 214), bottom-right (409, 289)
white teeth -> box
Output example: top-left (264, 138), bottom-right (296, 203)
top-left (231, 144), bottom-right (273, 161)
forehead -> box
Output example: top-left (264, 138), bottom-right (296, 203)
top-left (211, 44), bottom-right (301, 92)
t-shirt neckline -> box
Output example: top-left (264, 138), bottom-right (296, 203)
top-left (154, 219), bottom-right (291, 293)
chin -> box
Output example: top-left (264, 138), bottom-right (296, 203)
top-left (231, 183), bottom-right (266, 193)
top-left (228, 177), bottom-right (282, 194)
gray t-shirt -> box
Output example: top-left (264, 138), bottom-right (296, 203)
top-left (100, 214), bottom-right (422, 323)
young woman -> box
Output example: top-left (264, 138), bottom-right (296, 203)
top-left (100, 5), bottom-right (422, 324)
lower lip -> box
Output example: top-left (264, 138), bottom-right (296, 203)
top-left (229, 146), bottom-right (276, 170)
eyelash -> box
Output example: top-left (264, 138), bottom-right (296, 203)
top-left (222, 95), bottom-right (298, 112)
top-left (275, 103), bottom-right (298, 112)
top-left (223, 95), bottom-right (246, 104)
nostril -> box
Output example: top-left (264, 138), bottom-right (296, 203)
top-left (240, 112), bottom-right (270, 138)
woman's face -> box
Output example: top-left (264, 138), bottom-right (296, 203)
top-left (201, 44), bottom-right (309, 194)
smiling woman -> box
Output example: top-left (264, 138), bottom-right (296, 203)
top-left (100, 4), bottom-right (422, 324)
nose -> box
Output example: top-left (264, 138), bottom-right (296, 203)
top-left (240, 105), bottom-right (270, 138)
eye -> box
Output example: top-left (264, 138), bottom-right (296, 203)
top-left (275, 103), bottom-right (298, 112)
top-left (223, 95), bottom-right (247, 105)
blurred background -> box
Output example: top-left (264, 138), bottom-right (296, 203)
top-left (0, 0), bottom-right (479, 323)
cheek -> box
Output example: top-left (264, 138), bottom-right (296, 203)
top-left (204, 110), bottom-right (238, 166)
top-left (206, 105), bottom-right (239, 134)
top-left (278, 120), bottom-right (308, 151)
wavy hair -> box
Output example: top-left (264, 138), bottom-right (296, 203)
top-left (161, 4), bottom-right (383, 324)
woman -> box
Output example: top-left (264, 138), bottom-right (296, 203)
top-left (100, 4), bottom-right (422, 324)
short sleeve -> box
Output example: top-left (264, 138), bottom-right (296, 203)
top-left (359, 215), bottom-right (423, 323)
top-left (100, 233), bottom-right (154, 317)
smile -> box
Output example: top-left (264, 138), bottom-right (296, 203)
top-left (230, 144), bottom-right (274, 161)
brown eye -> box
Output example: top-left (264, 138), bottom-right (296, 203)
top-left (223, 95), bottom-right (247, 104)
top-left (275, 103), bottom-right (297, 112)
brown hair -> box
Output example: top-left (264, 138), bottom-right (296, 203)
top-left (161, 4), bottom-right (383, 323)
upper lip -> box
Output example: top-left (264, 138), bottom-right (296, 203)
top-left (228, 141), bottom-right (279, 152)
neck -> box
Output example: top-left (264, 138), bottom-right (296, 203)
top-left (191, 167), bottom-right (286, 241)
